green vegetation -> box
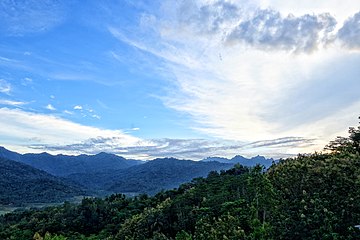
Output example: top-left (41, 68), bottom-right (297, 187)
top-left (0, 157), bottom-right (85, 205)
top-left (0, 118), bottom-right (359, 239)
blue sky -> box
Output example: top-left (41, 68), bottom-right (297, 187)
top-left (0, 0), bottom-right (359, 160)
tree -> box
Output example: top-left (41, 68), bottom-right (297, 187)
top-left (175, 230), bottom-right (193, 240)
top-left (194, 214), bottom-right (246, 240)
top-left (325, 116), bottom-right (360, 155)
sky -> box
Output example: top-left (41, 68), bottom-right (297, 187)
top-left (0, 0), bottom-right (359, 160)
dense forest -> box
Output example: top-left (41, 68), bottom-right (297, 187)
top-left (0, 118), bottom-right (359, 239)
top-left (0, 157), bottom-right (84, 205)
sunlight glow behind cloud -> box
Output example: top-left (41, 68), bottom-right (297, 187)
top-left (108, 0), bottom-right (360, 155)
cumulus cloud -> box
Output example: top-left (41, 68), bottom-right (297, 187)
top-left (74, 105), bottom-right (83, 110)
top-left (226, 10), bottom-right (336, 53)
top-left (167, 1), bottom-right (338, 53)
top-left (337, 11), bottom-right (360, 50)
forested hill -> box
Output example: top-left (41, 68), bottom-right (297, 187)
top-left (0, 147), bottom-right (142, 176)
top-left (66, 158), bottom-right (233, 195)
top-left (0, 157), bottom-right (85, 205)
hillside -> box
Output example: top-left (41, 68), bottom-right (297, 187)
top-left (0, 157), bottom-right (85, 205)
top-left (0, 147), bottom-right (142, 176)
top-left (67, 158), bottom-right (234, 195)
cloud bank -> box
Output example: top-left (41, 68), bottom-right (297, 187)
top-left (0, 107), bottom-right (315, 159)
top-left (0, 107), bottom-right (145, 155)
top-left (30, 136), bottom-right (315, 160)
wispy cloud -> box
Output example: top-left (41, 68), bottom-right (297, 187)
top-left (92, 114), bottom-right (101, 119)
top-left (0, 99), bottom-right (27, 106)
top-left (0, 0), bottom-right (67, 36)
top-left (63, 110), bottom-right (73, 115)
top-left (0, 107), bottom-right (145, 155)
top-left (107, 0), bottom-right (360, 155)
top-left (30, 136), bottom-right (315, 160)
top-left (0, 79), bottom-right (11, 94)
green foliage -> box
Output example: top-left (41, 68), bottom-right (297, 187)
top-left (1, 117), bottom-right (360, 239)
top-left (325, 116), bottom-right (360, 155)
top-left (0, 157), bottom-right (84, 205)
top-left (194, 214), bottom-right (246, 240)
top-left (175, 230), bottom-right (192, 240)
top-left (267, 153), bottom-right (360, 239)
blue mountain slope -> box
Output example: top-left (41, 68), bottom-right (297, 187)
top-left (0, 147), bottom-right (143, 176)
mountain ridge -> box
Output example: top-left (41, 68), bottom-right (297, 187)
top-left (0, 147), bottom-right (142, 176)
top-left (66, 157), bottom-right (234, 195)
top-left (202, 154), bottom-right (275, 168)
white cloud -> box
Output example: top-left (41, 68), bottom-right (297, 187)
top-left (225, 10), bottom-right (336, 53)
top-left (0, 107), bottom-right (147, 155)
top-left (45, 104), bottom-right (56, 111)
top-left (256, 0), bottom-right (360, 27)
top-left (22, 77), bottom-right (33, 86)
top-left (29, 136), bottom-right (315, 160)
top-left (74, 105), bottom-right (83, 110)
top-left (63, 110), bottom-right (73, 115)
top-left (0, 0), bottom-right (67, 36)
top-left (337, 12), bottom-right (360, 50)
top-left (0, 79), bottom-right (11, 94)
top-left (0, 99), bottom-right (27, 106)
top-left (108, 0), bottom-right (360, 155)
top-left (0, 107), bottom-right (314, 159)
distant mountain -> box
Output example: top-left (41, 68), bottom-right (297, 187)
top-left (67, 158), bottom-right (233, 195)
top-left (202, 155), bottom-right (275, 168)
top-left (0, 146), bottom-right (275, 198)
top-left (0, 157), bottom-right (85, 205)
top-left (0, 147), bottom-right (142, 176)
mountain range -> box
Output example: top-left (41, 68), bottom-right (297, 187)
top-left (0, 147), bottom-right (141, 176)
top-left (0, 146), bottom-right (275, 204)
top-left (202, 155), bottom-right (276, 168)
top-left (67, 158), bottom-right (234, 195)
